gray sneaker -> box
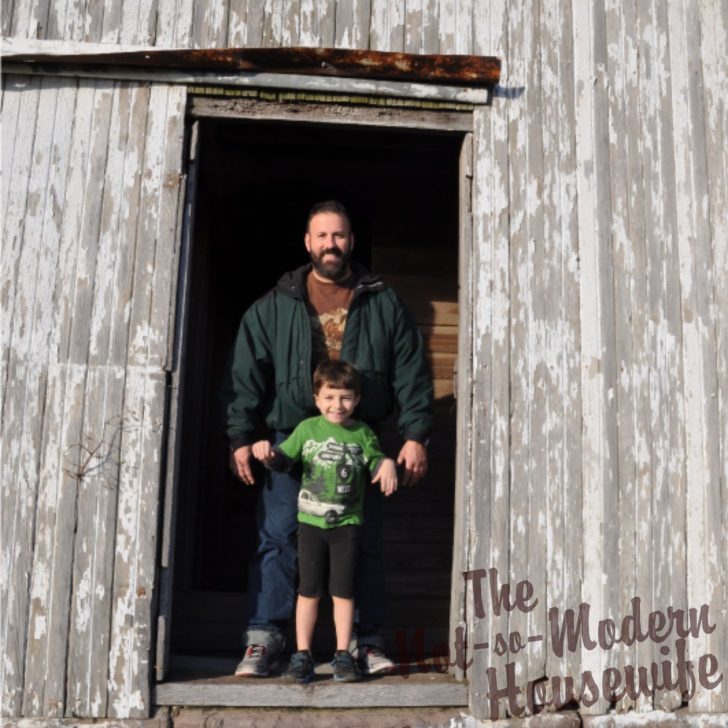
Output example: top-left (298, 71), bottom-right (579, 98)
top-left (357, 645), bottom-right (396, 675)
top-left (234, 644), bottom-right (280, 677)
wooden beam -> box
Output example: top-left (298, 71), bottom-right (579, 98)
top-left (155, 675), bottom-right (468, 708)
top-left (1, 38), bottom-right (501, 86)
top-left (190, 97), bottom-right (474, 132)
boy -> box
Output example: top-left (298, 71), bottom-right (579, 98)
top-left (251, 360), bottom-right (398, 683)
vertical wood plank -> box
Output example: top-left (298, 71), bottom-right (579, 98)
top-left (59, 81), bottom-right (118, 718)
top-left (107, 83), bottom-right (177, 718)
top-left (116, 0), bottom-right (158, 45)
top-left (334, 0), bottom-right (370, 48)
top-left (635, 0), bottom-right (685, 712)
top-left (316, 0), bottom-right (335, 47)
top-left (0, 74), bottom-right (43, 718)
top-left (45, 0), bottom-right (69, 41)
top-left (156, 0), bottom-right (194, 47)
top-left (261, 0), bottom-right (284, 46)
top-left (524, 0), bottom-right (548, 695)
top-left (227, 0), bottom-right (248, 46)
top-left (191, 0), bottom-right (229, 48)
top-left (7, 0), bottom-right (46, 39)
top-left (573, 0), bottom-right (618, 715)
top-left (369, 0), bottom-right (404, 52)
top-left (652, 0), bottom-right (687, 714)
top-left (700, 0), bottom-right (728, 708)
top-left (33, 82), bottom-right (104, 718)
top-left (244, 0), bottom-right (266, 46)
top-left (148, 86), bottom-right (187, 372)
top-left (298, 0), bottom-right (317, 46)
top-left (2, 0), bottom-right (15, 37)
top-left (404, 0), bottom-right (424, 53)
top-left (437, 0), bottom-right (456, 54)
top-left (546, 0), bottom-right (585, 702)
top-left (108, 367), bottom-right (166, 718)
top-left (1, 75), bottom-right (41, 391)
top-left (17, 79), bottom-right (75, 718)
top-left (82, 0), bottom-right (106, 42)
top-left (603, 0), bottom-right (648, 712)
top-left (449, 131), bottom-right (473, 683)
top-left (156, 119), bottom-right (197, 682)
top-left (421, 0), bottom-right (440, 54)
top-left (505, 0), bottom-right (533, 708)
top-left (699, 0), bottom-right (728, 707)
top-left (673, 0), bottom-right (726, 712)
top-left (297, 0), bottom-right (335, 47)
top-left (469, 0), bottom-right (510, 718)
top-left (454, 0), bottom-right (473, 54)
top-left (1, 75), bottom-right (25, 218)
top-left (65, 82), bottom-right (140, 718)
top-left (281, 0), bottom-right (300, 45)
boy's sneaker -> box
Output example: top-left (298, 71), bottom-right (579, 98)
top-left (284, 650), bottom-right (315, 684)
top-left (234, 644), bottom-right (280, 677)
top-left (357, 645), bottom-right (396, 675)
top-left (331, 650), bottom-right (361, 682)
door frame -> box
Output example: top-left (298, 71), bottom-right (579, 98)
top-left (155, 90), bottom-right (477, 689)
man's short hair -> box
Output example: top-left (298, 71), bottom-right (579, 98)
top-left (306, 200), bottom-right (352, 232)
top-left (313, 359), bottom-right (361, 395)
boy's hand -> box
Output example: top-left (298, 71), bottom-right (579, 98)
top-left (251, 440), bottom-right (276, 465)
top-left (372, 458), bottom-right (398, 496)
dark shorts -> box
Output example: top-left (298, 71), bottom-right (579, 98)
top-left (297, 522), bottom-right (360, 599)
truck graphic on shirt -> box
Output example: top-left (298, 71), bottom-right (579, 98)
top-left (297, 490), bottom-right (347, 525)
top-left (300, 439), bottom-right (365, 523)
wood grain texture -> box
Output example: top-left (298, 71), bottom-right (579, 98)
top-left (468, 0), bottom-right (510, 716)
top-left (1, 73), bottom-right (44, 718)
top-left (18, 77), bottom-right (76, 718)
top-left (2, 0), bottom-right (728, 721)
top-left (155, 677), bottom-right (468, 708)
top-left (1, 76), bottom-right (187, 719)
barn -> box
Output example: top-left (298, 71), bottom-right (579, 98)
top-left (2, 1), bottom-right (726, 725)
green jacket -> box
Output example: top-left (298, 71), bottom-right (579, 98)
top-left (225, 263), bottom-right (433, 449)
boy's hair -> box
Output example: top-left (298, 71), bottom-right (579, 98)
top-left (313, 359), bottom-right (361, 395)
top-left (306, 200), bottom-right (352, 232)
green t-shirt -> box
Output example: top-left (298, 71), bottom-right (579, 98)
top-left (277, 416), bottom-right (385, 529)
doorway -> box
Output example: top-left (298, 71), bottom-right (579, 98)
top-left (168, 113), bottom-right (464, 672)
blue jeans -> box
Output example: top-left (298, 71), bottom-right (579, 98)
top-left (244, 431), bottom-right (385, 649)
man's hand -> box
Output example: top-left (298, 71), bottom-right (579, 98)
top-left (230, 444), bottom-right (255, 485)
top-left (396, 440), bottom-right (428, 486)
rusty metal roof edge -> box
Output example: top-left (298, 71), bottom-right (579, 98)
top-left (1, 37), bottom-right (501, 89)
top-left (2, 63), bottom-right (493, 105)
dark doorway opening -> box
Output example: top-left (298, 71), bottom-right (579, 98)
top-left (170, 116), bottom-right (462, 672)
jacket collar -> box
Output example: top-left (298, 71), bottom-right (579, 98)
top-left (275, 262), bottom-right (386, 300)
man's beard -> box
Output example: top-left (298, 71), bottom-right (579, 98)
top-left (310, 248), bottom-right (351, 281)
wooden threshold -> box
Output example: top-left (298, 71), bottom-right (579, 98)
top-left (155, 655), bottom-right (468, 708)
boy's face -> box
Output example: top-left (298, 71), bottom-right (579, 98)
top-left (314, 384), bottom-right (360, 425)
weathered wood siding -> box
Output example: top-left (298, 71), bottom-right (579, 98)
top-left (469, 0), bottom-right (727, 719)
top-left (2, 0), bottom-right (727, 722)
top-left (1, 74), bottom-right (186, 718)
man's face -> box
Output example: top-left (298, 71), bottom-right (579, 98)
top-left (305, 212), bottom-right (355, 281)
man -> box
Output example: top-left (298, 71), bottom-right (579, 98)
top-left (226, 200), bottom-right (432, 677)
